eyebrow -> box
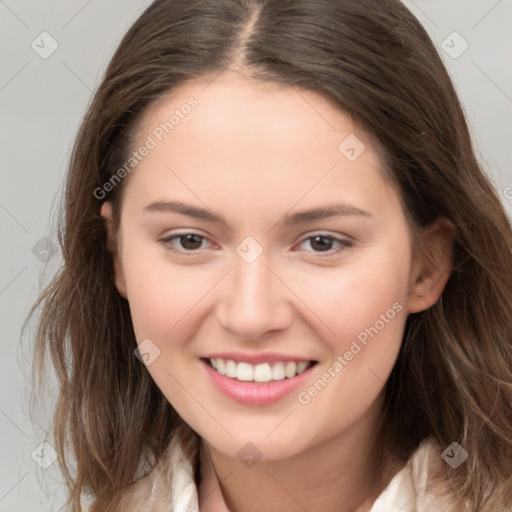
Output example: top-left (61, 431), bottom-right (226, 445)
top-left (143, 200), bottom-right (373, 227)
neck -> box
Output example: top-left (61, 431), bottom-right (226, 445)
top-left (201, 394), bottom-right (404, 512)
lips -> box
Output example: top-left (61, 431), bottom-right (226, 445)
top-left (200, 353), bottom-right (318, 406)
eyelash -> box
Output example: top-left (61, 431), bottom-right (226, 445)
top-left (158, 232), bottom-right (354, 257)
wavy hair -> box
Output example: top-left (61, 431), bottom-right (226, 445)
top-left (27, 0), bottom-right (512, 510)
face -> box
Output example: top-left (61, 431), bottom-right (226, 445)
top-left (102, 70), bottom-right (449, 462)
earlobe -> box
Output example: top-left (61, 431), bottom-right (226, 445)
top-left (100, 202), bottom-right (128, 299)
top-left (407, 218), bottom-right (455, 314)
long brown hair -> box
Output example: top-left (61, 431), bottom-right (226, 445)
top-left (27, 0), bottom-right (512, 510)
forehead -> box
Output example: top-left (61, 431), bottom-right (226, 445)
top-left (124, 71), bottom-right (400, 222)
top-left (136, 70), bottom-right (366, 155)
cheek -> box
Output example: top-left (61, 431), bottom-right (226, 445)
top-left (124, 260), bottom-right (210, 341)
top-left (292, 272), bottom-right (408, 437)
top-left (120, 247), bottom-right (215, 402)
top-left (291, 254), bottom-right (411, 349)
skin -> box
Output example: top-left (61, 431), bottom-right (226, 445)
top-left (101, 69), bottom-right (454, 512)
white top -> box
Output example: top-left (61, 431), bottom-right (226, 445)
top-left (83, 422), bottom-right (467, 511)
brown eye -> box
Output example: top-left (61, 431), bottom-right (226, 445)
top-left (309, 235), bottom-right (335, 252)
top-left (159, 232), bottom-right (210, 253)
top-left (177, 234), bottom-right (204, 250)
top-left (297, 233), bottom-right (354, 256)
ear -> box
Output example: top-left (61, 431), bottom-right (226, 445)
top-left (100, 202), bottom-right (127, 299)
top-left (407, 217), bottom-right (455, 314)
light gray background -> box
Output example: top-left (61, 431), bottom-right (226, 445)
top-left (1, 1), bottom-right (511, 510)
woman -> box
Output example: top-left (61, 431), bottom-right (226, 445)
top-left (29, 0), bottom-right (512, 510)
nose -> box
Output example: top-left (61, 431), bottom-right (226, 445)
top-left (215, 251), bottom-right (293, 340)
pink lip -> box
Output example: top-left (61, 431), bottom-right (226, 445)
top-left (201, 359), bottom-right (317, 406)
top-left (201, 351), bottom-right (313, 365)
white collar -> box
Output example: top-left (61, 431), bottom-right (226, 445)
top-left (111, 423), bottom-right (458, 512)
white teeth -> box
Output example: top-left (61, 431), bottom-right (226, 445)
top-left (253, 363), bottom-right (272, 382)
top-left (216, 359), bottom-right (226, 375)
top-left (208, 358), bottom-right (312, 382)
top-left (271, 362), bottom-right (285, 380)
top-left (285, 362), bottom-right (297, 378)
top-left (225, 359), bottom-right (238, 378)
top-left (297, 361), bottom-right (309, 374)
top-left (236, 362), bottom-right (254, 381)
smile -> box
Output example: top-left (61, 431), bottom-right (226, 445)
top-left (200, 356), bottom-right (318, 406)
top-left (206, 358), bottom-right (314, 382)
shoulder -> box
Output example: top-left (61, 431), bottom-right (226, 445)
top-left (113, 421), bottom-right (200, 512)
top-left (370, 437), bottom-right (459, 512)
